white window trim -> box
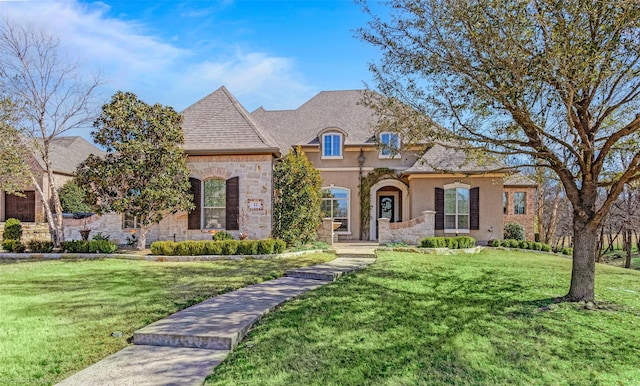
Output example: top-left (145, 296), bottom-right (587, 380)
top-left (443, 182), bottom-right (470, 234)
top-left (321, 186), bottom-right (351, 234)
top-left (321, 133), bottom-right (343, 159)
top-left (513, 191), bottom-right (526, 215)
top-left (122, 213), bottom-right (140, 229)
top-left (378, 132), bottom-right (401, 159)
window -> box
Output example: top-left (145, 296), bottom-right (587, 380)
top-left (379, 132), bottom-right (400, 158)
top-left (322, 133), bottom-right (342, 158)
top-left (204, 179), bottom-right (226, 229)
top-left (123, 213), bottom-right (140, 229)
top-left (444, 183), bottom-right (470, 232)
top-left (503, 192), bottom-right (508, 214)
top-left (188, 177), bottom-right (239, 231)
top-left (514, 192), bottom-right (526, 214)
top-left (321, 187), bottom-right (349, 232)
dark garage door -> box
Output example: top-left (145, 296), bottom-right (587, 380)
top-left (5, 191), bottom-right (36, 222)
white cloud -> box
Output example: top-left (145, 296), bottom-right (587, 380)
top-left (0, 0), bottom-right (313, 112)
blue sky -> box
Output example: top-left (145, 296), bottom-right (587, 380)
top-left (1, 0), bottom-right (383, 114)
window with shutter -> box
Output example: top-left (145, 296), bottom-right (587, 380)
top-left (226, 176), bottom-right (239, 230)
top-left (435, 187), bottom-right (444, 230)
top-left (188, 178), bottom-right (201, 230)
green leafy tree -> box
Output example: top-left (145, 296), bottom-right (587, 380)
top-left (58, 180), bottom-right (93, 214)
top-left (76, 91), bottom-right (193, 250)
top-left (273, 147), bottom-right (323, 246)
top-left (360, 0), bottom-right (640, 302)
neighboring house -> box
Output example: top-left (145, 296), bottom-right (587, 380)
top-left (60, 87), bottom-right (535, 246)
top-left (0, 136), bottom-right (104, 224)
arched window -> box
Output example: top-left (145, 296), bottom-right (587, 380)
top-left (322, 132), bottom-right (343, 158)
top-left (321, 187), bottom-right (349, 232)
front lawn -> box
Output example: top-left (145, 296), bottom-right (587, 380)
top-left (0, 253), bottom-right (335, 385)
top-left (207, 250), bottom-right (640, 385)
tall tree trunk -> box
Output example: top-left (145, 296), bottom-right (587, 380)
top-left (566, 216), bottom-right (598, 302)
top-left (30, 174), bottom-right (57, 244)
top-left (624, 229), bottom-right (632, 269)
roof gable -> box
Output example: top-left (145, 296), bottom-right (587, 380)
top-left (34, 136), bottom-right (105, 175)
top-left (182, 86), bottom-right (280, 154)
top-left (251, 90), bottom-right (377, 151)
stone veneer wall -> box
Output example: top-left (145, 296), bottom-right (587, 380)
top-left (378, 211), bottom-right (436, 245)
top-left (63, 154), bottom-right (275, 245)
top-left (503, 186), bottom-right (536, 241)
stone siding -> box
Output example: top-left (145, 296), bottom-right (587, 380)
top-left (503, 186), bottom-right (536, 241)
top-left (63, 154), bottom-right (275, 245)
top-left (378, 211), bottom-right (436, 245)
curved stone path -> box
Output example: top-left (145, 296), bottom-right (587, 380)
top-left (57, 243), bottom-right (377, 386)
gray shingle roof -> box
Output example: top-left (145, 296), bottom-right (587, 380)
top-left (503, 173), bottom-right (537, 187)
top-left (404, 143), bottom-right (507, 174)
top-left (40, 136), bottom-right (105, 175)
top-left (251, 90), bottom-right (378, 151)
top-left (182, 86), bottom-right (280, 154)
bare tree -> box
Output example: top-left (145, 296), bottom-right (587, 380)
top-left (359, 0), bottom-right (640, 302)
top-left (0, 19), bottom-right (101, 246)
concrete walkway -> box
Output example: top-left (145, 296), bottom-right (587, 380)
top-left (57, 250), bottom-right (376, 386)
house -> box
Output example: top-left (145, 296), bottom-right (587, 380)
top-left (61, 87), bottom-right (535, 245)
top-left (251, 90), bottom-right (518, 244)
top-left (1, 136), bottom-right (104, 224)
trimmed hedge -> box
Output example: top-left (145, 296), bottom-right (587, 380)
top-left (2, 239), bottom-right (25, 253)
top-left (491, 239), bottom-right (553, 253)
top-left (61, 240), bottom-right (118, 254)
top-left (420, 236), bottom-right (476, 249)
top-left (28, 240), bottom-right (54, 253)
top-left (150, 239), bottom-right (288, 256)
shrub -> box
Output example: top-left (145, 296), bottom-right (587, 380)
top-left (532, 242), bottom-right (542, 251)
top-left (88, 240), bottom-right (117, 254)
top-left (175, 241), bottom-right (194, 256)
top-left (257, 239), bottom-right (276, 255)
top-left (502, 239), bottom-right (518, 248)
top-left (456, 236), bottom-right (476, 248)
top-left (212, 231), bottom-right (234, 241)
top-left (562, 247), bottom-right (573, 255)
top-left (3, 239), bottom-right (25, 253)
top-left (447, 238), bottom-right (459, 249)
top-left (220, 240), bottom-right (239, 255)
top-left (504, 222), bottom-right (526, 241)
top-left (541, 243), bottom-right (552, 252)
top-left (205, 241), bottom-right (223, 255)
top-left (238, 240), bottom-right (258, 255)
top-left (151, 241), bottom-right (177, 256)
top-left (92, 232), bottom-right (110, 241)
top-left (420, 237), bottom-right (447, 248)
top-left (519, 240), bottom-right (529, 249)
top-left (490, 239), bottom-right (501, 247)
top-left (28, 240), bottom-right (54, 253)
top-left (61, 240), bottom-right (89, 253)
top-left (3, 218), bottom-right (22, 241)
top-left (273, 240), bottom-right (287, 254)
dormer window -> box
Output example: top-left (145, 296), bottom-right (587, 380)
top-left (379, 132), bottom-right (400, 158)
top-left (322, 132), bottom-right (343, 158)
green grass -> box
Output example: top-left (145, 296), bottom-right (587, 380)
top-left (206, 250), bottom-right (640, 386)
top-left (0, 253), bottom-right (335, 385)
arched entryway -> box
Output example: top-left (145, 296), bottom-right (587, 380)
top-left (369, 179), bottom-right (409, 241)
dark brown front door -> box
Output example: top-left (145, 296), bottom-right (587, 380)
top-left (5, 191), bottom-right (36, 222)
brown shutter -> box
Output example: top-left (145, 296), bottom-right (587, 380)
top-left (226, 176), bottom-right (239, 230)
top-left (435, 187), bottom-right (444, 230)
top-left (188, 178), bottom-right (201, 230)
top-left (470, 187), bottom-right (479, 230)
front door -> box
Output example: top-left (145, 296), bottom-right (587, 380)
top-left (376, 194), bottom-right (396, 239)
top-left (5, 191), bottom-right (36, 222)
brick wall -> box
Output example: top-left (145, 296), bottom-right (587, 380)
top-left (503, 186), bottom-right (536, 241)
